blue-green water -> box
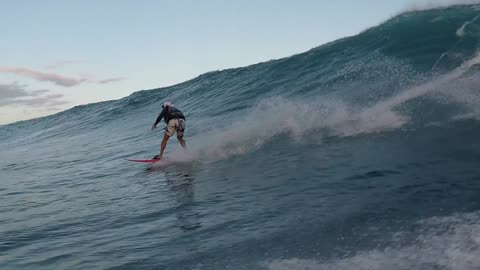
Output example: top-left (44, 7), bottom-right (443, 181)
top-left (2, 5), bottom-right (480, 270)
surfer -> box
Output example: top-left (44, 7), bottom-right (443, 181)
top-left (151, 101), bottom-right (186, 160)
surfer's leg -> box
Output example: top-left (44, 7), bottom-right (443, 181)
top-left (177, 135), bottom-right (186, 149)
top-left (159, 133), bottom-right (171, 157)
top-left (158, 119), bottom-right (177, 157)
top-left (176, 119), bottom-right (186, 149)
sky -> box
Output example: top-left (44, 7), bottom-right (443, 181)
top-left (0, 0), bottom-right (470, 124)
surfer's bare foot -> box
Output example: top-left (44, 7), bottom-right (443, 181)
top-left (153, 155), bottom-right (162, 160)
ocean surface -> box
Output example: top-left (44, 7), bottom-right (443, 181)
top-left (2, 5), bottom-right (480, 270)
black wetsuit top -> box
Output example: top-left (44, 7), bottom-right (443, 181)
top-left (154, 106), bottom-right (185, 125)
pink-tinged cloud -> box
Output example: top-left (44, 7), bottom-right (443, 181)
top-left (0, 67), bottom-right (86, 87)
top-left (98, 77), bottom-right (125, 84)
top-left (0, 66), bottom-right (125, 87)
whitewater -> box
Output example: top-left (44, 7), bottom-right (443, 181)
top-left (2, 4), bottom-right (480, 270)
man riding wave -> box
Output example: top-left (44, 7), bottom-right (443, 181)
top-left (151, 101), bottom-right (186, 160)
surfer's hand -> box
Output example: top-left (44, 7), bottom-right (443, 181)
top-left (151, 124), bottom-right (157, 130)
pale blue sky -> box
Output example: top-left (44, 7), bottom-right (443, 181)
top-left (0, 0), bottom-right (450, 124)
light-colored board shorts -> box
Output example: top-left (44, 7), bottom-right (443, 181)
top-left (165, 119), bottom-right (185, 137)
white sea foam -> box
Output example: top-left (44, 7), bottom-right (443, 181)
top-left (265, 211), bottom-right (480, 270)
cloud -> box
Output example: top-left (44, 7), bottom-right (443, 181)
top-left (31, 89), bottom-right (50, 96)
top-left (98, 77), bottom-right (125, 84)
top-left (0, 67), bottom-right (86, 87)
top-left (8, 94), bottom-right (68, 107)
top-left (0, 82), bottom-right (68, 108)
top-left (0, 82), bottom-right (30, 99)
top-left (46, 59), bottom-right (85, 69)
top-left (0, 66), bottom-right (124, 87)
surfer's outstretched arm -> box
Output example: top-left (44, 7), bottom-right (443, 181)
top-left (152, 108), bottom-right (167, 129)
